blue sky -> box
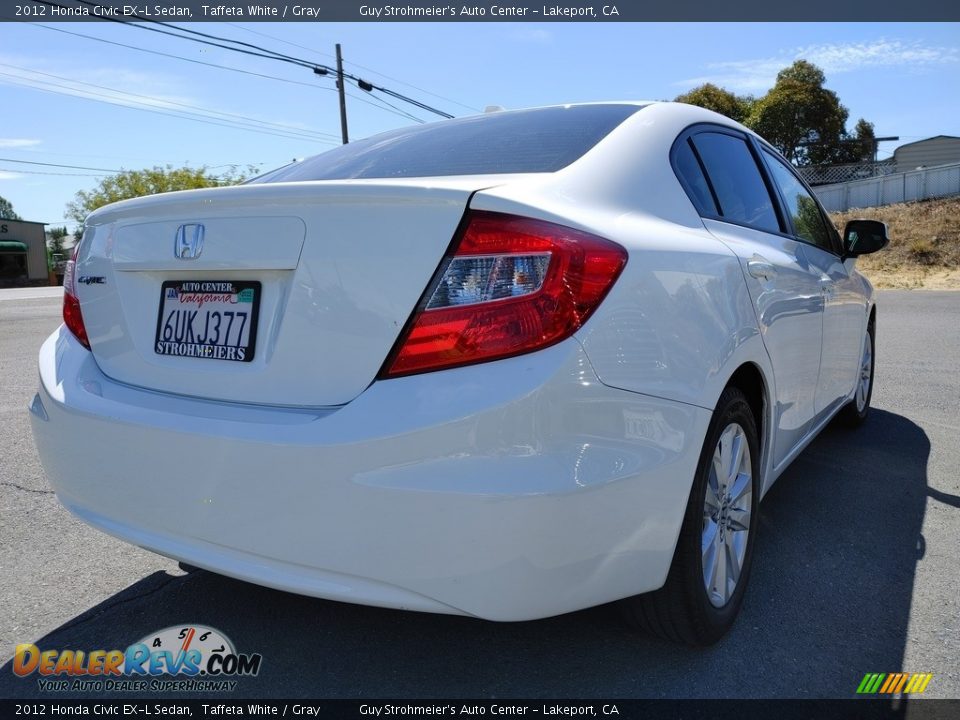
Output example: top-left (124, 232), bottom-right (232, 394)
top-left (1, 21), bottom-right (958, 230)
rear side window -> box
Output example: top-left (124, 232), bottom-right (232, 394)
top-left (689, 132), bottom-right (781, 234)
top-left (674, 140), bottom-right (718, 216)
top-left (250, 104), bottom-right (644, 182)
top-left (762, 149), bottom-right (836, 252)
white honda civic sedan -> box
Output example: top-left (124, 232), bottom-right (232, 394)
top-left (30, 102), bottom-right (887, 645)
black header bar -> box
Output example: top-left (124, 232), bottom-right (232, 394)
top-left (2, 0), bottom-right (957, 22)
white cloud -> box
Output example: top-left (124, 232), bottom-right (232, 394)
top-left (0, 69), bottom-right (196, 115)
top-left (799, 40), bottom-right (959, 72)
top-left (0, 171), bottom-right (24, 180)
top-left (0, 138), bottom-right (41, 148)
top-left (0, 53), bottom-right (195, 117)
top-left (0, 57), bottom-right (327, 140)
top-left (676, 39), bottom-right (960, 93)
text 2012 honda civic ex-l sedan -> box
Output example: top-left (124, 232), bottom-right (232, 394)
top-left (30, 102), bottom-right (888, 645)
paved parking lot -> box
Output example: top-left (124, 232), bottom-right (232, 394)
top-left (1, 289), bottom-right (958, 699)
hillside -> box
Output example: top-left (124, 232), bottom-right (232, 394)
top-left (829, 196), bottom-right (960, 289)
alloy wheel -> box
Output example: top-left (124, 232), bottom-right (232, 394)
top-left (856, 331), bottom-right (873, 413)
top-left (702, 422), bottom-right (752, 608)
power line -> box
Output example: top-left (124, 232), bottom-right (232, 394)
top-left (0, 63), bottom-right (335, 139)
top-left (39, 1), bottom-right (323, 73)
top-left (0, 157), bottom-right (121, 172)
top-left (0, 73), bottom-right (338, 145)
top-left (356, 93), bottom-right (426, 124)
top-left (0, 166), bottom-right (109, 177)
top-left (344, 59), bottom-right (478, 114)
top-left (0, 61), bottom-right (342, 142)
top-left (224, 22), bottom-right (337, 60)
top-left (224, 22), bottom-right (480, 113)
top-left (76, 0), bottom-right (324, 71)
top-left (1, 73), bottom-right (335, 145)
top-left (38, 1), bottom-right (456, 118)
top-left (5, 143), bottom-right (255, 166)
top-left (29, 24), bottom-right (441, 126)
top-left (33, 23), bottom-right (329, 89)
top-left (372, 85), bottom-right (453, 119)
top-left (344, 87), bottom-right (423, 123)
top-left (0, 157), bottom-right (262, 176)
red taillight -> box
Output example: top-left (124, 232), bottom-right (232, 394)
top-left (381, 211), bottom-right (627, 378)
top-left (62, 242), bottom-right (90, 350)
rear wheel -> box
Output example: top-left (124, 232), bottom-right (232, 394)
top-left (838, 320), bottom-right (875, 427)
top-left (619, 386), bottom-right (760, 646)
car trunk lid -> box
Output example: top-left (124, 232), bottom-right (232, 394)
top-left (75, 179), bottom-right (500, 406)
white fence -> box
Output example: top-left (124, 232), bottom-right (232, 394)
top-left (798, 160), bottom-right (896, 186)
top-left (813, 162), bottom-right (960, 212)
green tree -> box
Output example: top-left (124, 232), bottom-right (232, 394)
top-left (675, 83), bottom-right (753, 123)
top-left (48, 226), bottom-right (70, 267)
top-left (843, 118), bottom-right (877, 163)
top-left (66, 164), bottom-right (257, 225)
top-left (747, 60), bottom-right (849, 165)
top-left (776, 59), bottom-right (826, 85)
top-left (0, 195), bottom-right (21, 220)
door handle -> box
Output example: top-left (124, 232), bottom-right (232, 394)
top-left (747, 257), bottom-right (777, 281)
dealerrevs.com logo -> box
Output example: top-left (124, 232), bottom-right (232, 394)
top-left (12, 625), bottom-right (262, 693)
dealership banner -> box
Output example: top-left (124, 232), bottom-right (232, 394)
top-left (2, 0), bottom-right (956, 22)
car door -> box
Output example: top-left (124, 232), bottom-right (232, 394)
top-left (673, 128), bottom-right (825, 470)
top-left (758, 148), bottom-right (867, 418)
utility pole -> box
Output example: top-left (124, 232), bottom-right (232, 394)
top-left (872, 136), bottom-right (899, 163)
top-left (335, 43), bottom-right (349, 144)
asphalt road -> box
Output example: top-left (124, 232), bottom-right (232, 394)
top-left (1, 289), bottom-right (958, 699)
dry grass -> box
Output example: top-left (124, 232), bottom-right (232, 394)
top-left (829, 196), bottom-right (960, 289)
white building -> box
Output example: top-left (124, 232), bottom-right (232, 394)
top-left (0, 219), bottom-right (49, 286)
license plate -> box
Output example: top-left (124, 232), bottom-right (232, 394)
top-left (154, 280), bottom-right (261, 363)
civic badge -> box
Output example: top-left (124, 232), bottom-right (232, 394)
top-left (175, 223), bottom-right (204, 260)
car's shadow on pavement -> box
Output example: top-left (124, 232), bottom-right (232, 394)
top-left (2, 409), bottom-right (942, 699)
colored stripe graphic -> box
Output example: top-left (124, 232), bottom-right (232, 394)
top-left (879, 673), bottom-right (899, 693)
top-left (863, 673), bottom-right (886, 694)
top-left (857, 673), bottom-right (932, 694)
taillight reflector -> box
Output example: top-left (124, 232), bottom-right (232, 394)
top-left (62, 242), bottom-right (90, 350)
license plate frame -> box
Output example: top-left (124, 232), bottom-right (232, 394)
top-left (154, 280), bottom-right (262, 363)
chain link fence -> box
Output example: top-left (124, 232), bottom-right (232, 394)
top-left (813, 162), bottom-right (960, 212)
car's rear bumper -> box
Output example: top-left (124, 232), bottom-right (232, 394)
top-left (31, 327), bottom-right (709, 621)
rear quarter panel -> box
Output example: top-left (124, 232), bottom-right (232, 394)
top-left (472, 103), bottom-right (777, 491)
top-left (473, 105), bottom-right (771, 411)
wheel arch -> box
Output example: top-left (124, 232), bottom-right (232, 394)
top-left (719, 360), bottom-right (774, 498)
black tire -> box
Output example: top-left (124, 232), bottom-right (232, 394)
top-left (619, 386), bottom-right (760, 646)
top-left (838, 319), bottom-right (875, 427)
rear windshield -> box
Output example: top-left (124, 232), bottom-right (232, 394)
top-left (250, 104), bottom-right (645, 183)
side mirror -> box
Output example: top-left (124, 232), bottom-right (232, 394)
top-left (843, 219), bottom-right (889, 257)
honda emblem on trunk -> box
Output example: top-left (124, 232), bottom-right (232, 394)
top-left (175, 223), bottom-right (205, 260)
